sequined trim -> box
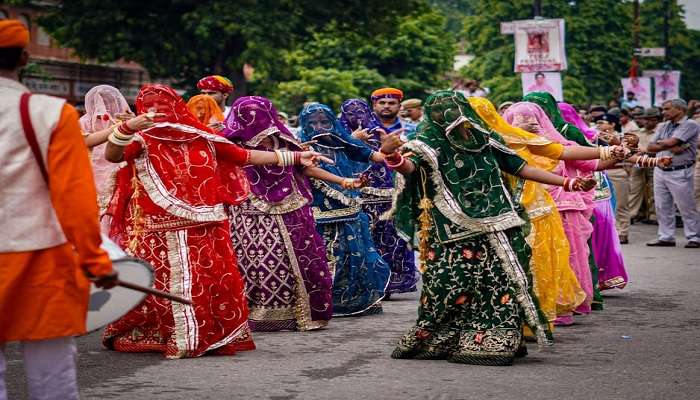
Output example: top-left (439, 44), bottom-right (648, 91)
top-left (527, 205), bottom-right (553, 220)
top-left (244, 126), bottom-right (280, 147)
top-left (312, 205), bottom-right (362, 221)
top-left (248, 191), bottom-right (308, 215)
top-left (275, 213), bottom-right (323, 331)
top-left (487, 231), bottom-right (551, 346)
top-left (405, 140), bottom-right (525, 235)
top-left (166, 230), bottom-right (198, 358)
top-left (248, 306), bottom-right (295, 321)
top-left (141, 123), bottom-right (231, 144)
top-left (134, 136), bottom-right (228, 222)
top-left (359, 186), bottom-right (395, 198)
top-left (311, 179), bottom-right (359, 207)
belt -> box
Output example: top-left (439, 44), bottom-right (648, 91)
top-left (659, 162), bottom-right (695, 172)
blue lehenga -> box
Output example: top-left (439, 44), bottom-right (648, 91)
top-left (299, 103), bottom-right (390, 316)
top-left (339, 99), bottom-right (419, 295)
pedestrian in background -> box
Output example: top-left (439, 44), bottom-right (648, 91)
top-left (647, 99), bottom-right (700, 248)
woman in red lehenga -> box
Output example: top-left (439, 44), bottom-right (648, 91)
top-left (101, 84), bottom-right (327, 358)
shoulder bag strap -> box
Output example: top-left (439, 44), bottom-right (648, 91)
top-left (19, 92), bottom-right (49, 185)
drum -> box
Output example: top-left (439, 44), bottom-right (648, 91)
top-left (86, 235), bottom-right (154, 332)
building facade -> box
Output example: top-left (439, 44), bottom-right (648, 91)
top-left (1, 3), bottom-right (148, 106)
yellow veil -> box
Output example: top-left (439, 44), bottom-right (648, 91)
top-left (468, 97), bottom-right (559, 172)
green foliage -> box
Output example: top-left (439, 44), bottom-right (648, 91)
top-left (275, 10), bottom-right (455, 111)
top-left (275, 67), bottom-right (385, 113)
top-left (35, 0), bottom-right (455, 113)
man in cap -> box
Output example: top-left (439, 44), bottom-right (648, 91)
top-left (400, 98), bottom-right (423, 124)
top-left (628, 107), bottom-right (663, 224)
top-left (371, 87), bottom-right (416, 139)
top-left (646, 99), bottom-right (700, 248)
top-left (197, 75), bottom-right (234, 117)
top-left (0, 20), bottom-right (116, 399)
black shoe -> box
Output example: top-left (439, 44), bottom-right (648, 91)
top-left (685, 241), bottom-right (700, 249)
top-left (619, 235), bottom-right (629, 244)
top-left (646, 239), bottom-right (676, 247)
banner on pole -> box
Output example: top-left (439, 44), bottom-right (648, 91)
top-left (621, 77), bottom-right (652, 108)
top-left (513, 19), bottom-right (567, 72)
top-left (643, 70), bottom-right (681, 106)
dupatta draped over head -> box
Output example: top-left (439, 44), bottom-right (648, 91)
top-left (80, 85), bottom-right (132, 201)
top-left (222, 96), bottom-right (311, 213)
top-left (392, 90), bottom-right (525, 244)
top-left (80, 85), bottom-right (131, 133)
top-left (468, 97), bottom-right (558, 172)
top-left (503, 101), bottom-right (596, 211)
top-left (108, 84), bottom-right (248, 242)
top-left (558, 102), bottom-right (597, 141)
top-left (522, 92), bottom-right (592, 146)
top-left (187, 94), bottom-right (225, 126)
top-left (298, 103), bottom-right (373, 222)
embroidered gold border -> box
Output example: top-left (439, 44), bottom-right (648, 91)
top-left (166, 230), bottom-right (198, 358)
top-left (488, 231), bottom-right (551, 347)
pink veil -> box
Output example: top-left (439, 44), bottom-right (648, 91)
top-left (80, 85), bottom-right (132, 219)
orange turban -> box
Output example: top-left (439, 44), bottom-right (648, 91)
top-left (187, 94), bottom-right (225, 125)
top-left (371, 87), bottom-right (404, 102)
top-left (197, 75), bottom-right (234, 94)
top-left (0, 20), bottom-right (30, 48)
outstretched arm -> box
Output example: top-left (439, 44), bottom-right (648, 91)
top-left (303, 167), bottom-right (365, 188)
top-left (380, 131), bottom-right (415, 175)
top-left (517, 164), bottom-right (596, 191)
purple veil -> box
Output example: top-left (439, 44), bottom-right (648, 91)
top-left (223, 96), bottom-right (312, 204)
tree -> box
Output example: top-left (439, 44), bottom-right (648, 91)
top-left (35, 0), bottom-right (426, 99)
top-left (272, 10), bottom-right (455, 112)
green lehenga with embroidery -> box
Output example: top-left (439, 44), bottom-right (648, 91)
top-left (388, 91), bottom-right (552, 366)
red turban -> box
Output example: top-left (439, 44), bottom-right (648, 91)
top-left (0, 20), bottom-right (30, 48)
top-left (197, 75), bottom-right (234, 94)
top-left (371, 87), bottom-right (404, 102)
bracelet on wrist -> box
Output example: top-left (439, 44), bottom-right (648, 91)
top-left (108, 131), bottom-right (134, 147)
top-left (118, 121), bottom-right (136, 135)
top-left (385, 153), bottom-right (405, 169)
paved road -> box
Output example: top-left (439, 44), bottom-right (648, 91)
top-left (5, 224), bottom-right (700, 399)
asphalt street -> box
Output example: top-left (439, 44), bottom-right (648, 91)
top-left (4, 223), bottom-right (700, 400)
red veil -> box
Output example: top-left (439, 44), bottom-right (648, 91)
top-left (106, 84), bottom-right (248, 246)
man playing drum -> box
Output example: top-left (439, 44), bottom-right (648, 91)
top-left (0, 20), bottom-right (117, 400)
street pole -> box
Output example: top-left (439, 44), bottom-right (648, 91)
top-left (663, 0), bottom-right (670, 66)
top-left (632, 0), bottom-right (640, 77)
top-left (533, 0), bottom-right (542, 17)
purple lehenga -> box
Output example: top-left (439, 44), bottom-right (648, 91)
top-left (339, 99), bottom-right (419, 294)
top-left (222, 96), bottom-right (333, 331)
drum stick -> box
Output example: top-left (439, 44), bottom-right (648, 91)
top-left (116, 280), bottom-right (192, 305)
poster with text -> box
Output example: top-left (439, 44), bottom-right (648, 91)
top-left (643, 70), bottom-right (681, 106)
top-left (514, 19), bottom-right (567, 72)
top-left (522, 72), bottom-right (563, 101)
top-left (620, 77), bottom-right (652, 108)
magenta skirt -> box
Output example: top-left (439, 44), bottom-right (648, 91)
top-left (591, 199), bottom-right (628, 290)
